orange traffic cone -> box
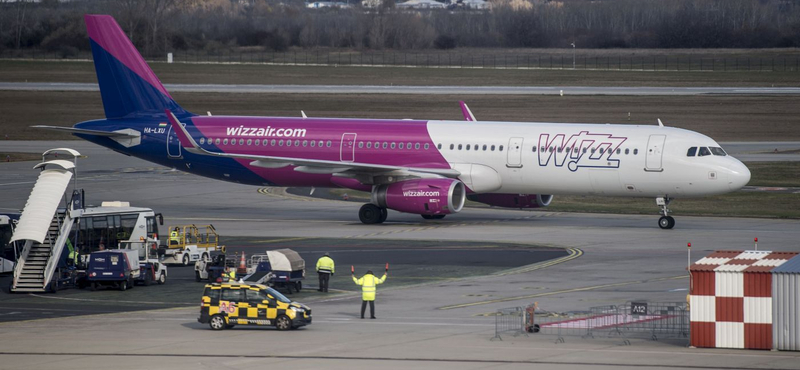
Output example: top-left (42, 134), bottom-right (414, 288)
top-left (237, 252), bottom-right (247, 275)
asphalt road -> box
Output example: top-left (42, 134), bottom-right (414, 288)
top-left (1, 141), bottom-right (799, 369)
top-left (3, 82), bottom-right (800, 95)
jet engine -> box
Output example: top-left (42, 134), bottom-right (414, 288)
top-left (373, 179), bottom-right (466, 215)
top-left (467, 193), bottom-right (553, 209)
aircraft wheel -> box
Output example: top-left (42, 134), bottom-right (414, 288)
top-left (359, 204), bottom-right (382, 224)
top-left (432, 215), bottom-right (446, 220)
top-left (421, 214), bottom-right (434, 220)
top-left (378, 208), bottom-right (388, 223)
top-left (658, 216), bottom-right (675, 229)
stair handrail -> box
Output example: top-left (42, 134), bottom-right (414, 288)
top-left (11, 240), bottom-right (33, 290)
top-left (40, 213), bottom-right (74, 291)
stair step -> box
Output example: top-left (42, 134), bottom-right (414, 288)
top-left (12, 288), bottom-right (46, 293)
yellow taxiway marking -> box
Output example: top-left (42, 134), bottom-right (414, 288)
top-left (438, 275), bottom-right (688, 310)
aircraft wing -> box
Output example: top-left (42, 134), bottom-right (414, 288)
top-left (33, 125), bottom-right (141, 138)
top-left (165, 110), bottom-right (460, 178)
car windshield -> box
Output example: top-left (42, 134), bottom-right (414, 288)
top-left (267, 287), bottom-right (291, 303)
top-left (710, 147), bottom-right (727, 156)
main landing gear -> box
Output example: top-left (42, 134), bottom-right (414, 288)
top-left (359, 204), bottom-right (388, 224)
top-left (657, 196), bottom-right (675, 230)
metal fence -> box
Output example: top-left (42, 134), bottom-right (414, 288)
top-left (2, 48), bottom-right (799, 72)
top-left (494, 301), bottom-right (689, 344)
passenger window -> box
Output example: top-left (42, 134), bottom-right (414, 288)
top-left (239, 139), bottom-right (244, 145)
top-left (466, 144), bottom-right (471, 150)
top-left (215, 138), bottom-right (221, 145)
top-left (381, 142), bottom-right (387, 149)
top-left (450, 144), bottom-right (454, 150)
top-left (484, 145), bottom-right (488, 151)
top-left (491, 145), bottom-right (495, 151)
top-left (263, 139), bottom-right (268, 146)
top-left (473, 144), bottom-right (477, 151)
top-left (710, 147), bottom-right (727, 156)
top-left (358, 142), bottom-right (363, 148)
top-left (320, 141), bottom-right (325, 147)
top-left (437, 144), bottom-right (442, 150)
top-left (205, 288), bottom-right (220, 301)
top-left (231, 139), bottom-right (236, 146)
top-left (221, 289), bottom-right (242, 302)
top-left (416, 143), bottom-right (421, 150)
top-left (223, 138), bottom-right (229, 145)
top-left (311, 140), bottom-right (316, 147)
top-left (200, 138), bottom-right (206, 144)
top-left (458, 144), bottom-right (462, 150)
top-left (499, 145), bottom-right (504, 151)
top-left (286, 140), bottom-right (292, 147)
top-left (246, 289), bottom-right (268, 305)
top-left (424, 143), bottom-right (430, 150)
top-left (327, 141), bottom-right (332, 147)
top-left (303, 140), bottom-right (308, 147)
top-left (582, 148), bottom-right (587, 154)
top-left (633, 149), bottom-right (638, 155)
top-left (616, 148), bottom-right (621, 154)
top-left (407, 142), bottom-right (412, 149)
top-left (295, 140), bottom-right (300, 147)
top-left (247, 139), bottom-right (252, 146)
top-left (625, 148), bottom-right (629, 155)
top-left (699, 147), bottom-right (711, 156)
top-left (367, 142), bottom-right (372, 149)
top-left (399, 143), bottom-right (404, 149)
top-left (687, 147), bottom-right (697, 156)
top-left (271, 139), bottom-right (276, 146)
top-left (254, 139), bottom-right (260, 146)
top-left (279, 140), bottom-right (284, 146)
top-left (390, 142), bottom-right (396, 149)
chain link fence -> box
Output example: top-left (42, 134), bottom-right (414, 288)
top-left (492, 301), bottom-right (689, 344)
top-left (3, 48), bottom-right (799, 72)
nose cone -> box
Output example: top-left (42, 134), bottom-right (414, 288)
top-left (728, 160), bottom-right (751, 191)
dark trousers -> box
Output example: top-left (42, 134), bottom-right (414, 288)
top-left (318, 272), bottom-right (331, 292)
top-left (361, 300), bottom-right (375, 318)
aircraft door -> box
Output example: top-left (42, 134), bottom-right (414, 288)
top-left (645, 135), bottom-right (666, 171)
top-left (506, 137), bottom-right (523, 168)
top-left (340, 133), bottom-right (357, 162)
top-left (167, 125), bottom-right (182, 158)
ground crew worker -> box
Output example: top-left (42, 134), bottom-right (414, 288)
top-left (352, 269), bottom-right (387, 319)
top-left (169, 227), bottom-right (180, 246)
top-left (225, 267), bottom-right (236, 282)
top-left (66, 239), bottom-right (78, 267)
top-left (316, 252), bottom-right (335, 292)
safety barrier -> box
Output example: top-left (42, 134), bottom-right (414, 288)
top-left (495, 301), bottom-right (689, 344)
top-left (491, 307), bottom-right (528, 341)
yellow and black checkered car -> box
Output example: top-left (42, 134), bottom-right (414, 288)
top-left (199, 283), bottom-right (311, 330)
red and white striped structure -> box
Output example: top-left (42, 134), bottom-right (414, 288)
top-left (689, 250), bottom-right (799, 349)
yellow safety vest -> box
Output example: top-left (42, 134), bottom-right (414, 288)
top-left (353, 273), bottom-right (386, 301)
top-left (316, 256), bottom-right (335, 274)
top-left (169, 231), bottom-right (180, 243)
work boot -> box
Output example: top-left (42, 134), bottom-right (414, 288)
top-left (370, 316), bottom-right (376, 319)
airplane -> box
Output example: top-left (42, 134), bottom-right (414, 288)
top-left (36, 15), bottom-right (751, 229)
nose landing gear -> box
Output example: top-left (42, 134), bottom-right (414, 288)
top-left (657, 196), bottom-right (675, 229)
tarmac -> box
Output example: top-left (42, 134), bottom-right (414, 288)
top-left (3, 81), bottom-right (800, 95)
top-left (1, 141), bottom-right (799, 369)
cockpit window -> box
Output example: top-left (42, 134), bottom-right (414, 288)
top-left (687, 147), bottom-right (697, 157)
top-left (698, 147), bottom-right (711, 157)
top-left (710, 147), bottom-right (727, 156)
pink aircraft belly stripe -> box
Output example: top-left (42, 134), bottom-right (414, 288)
top-left (84, 15), bottom-right (172, 99)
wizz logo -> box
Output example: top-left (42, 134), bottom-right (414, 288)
top-left (538, 131), bottom-right (627, 172)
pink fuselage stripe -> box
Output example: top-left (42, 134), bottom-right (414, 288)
top-left (189, 116), bottom-right (450, 186)
top-left (85, 15), bottom-right (172, 99)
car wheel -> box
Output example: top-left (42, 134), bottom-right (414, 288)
top-left (276, 315), bottom-right (292, 331)
top-left (209, 315), bottom-right (226, 330)
top-left (182, 254), bottom-right (190, 266)
top-left (90, 282), bottom-right (97, 291)
top-left (296, 281), bottom-right (302, 291)
top-left (144, 271), bottom-right (152, 286)
top-left (119, 280), bottom-right (128, 291)
top-left (158, 273), bottom-right (166, 285)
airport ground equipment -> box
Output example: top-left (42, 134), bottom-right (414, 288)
top-left (244, 249), bottom-right (305, 294)
top-left (87, 249), bottom-right (140, 291)
top-left (9, 148), bottom-right (166, 293)
top-left (120, 240), bottom-right (167, 286)
top-left (194, 252), bottom-right (235, 282)
top-left (199, 282), bottom-right (312, 331)
top-left (0, 214), bottom-right (20, 273)
top-left (160, 224), bottom-right (225, 266)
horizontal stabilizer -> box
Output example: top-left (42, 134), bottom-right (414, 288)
top-left (33, 125), bottom-right (140, 138)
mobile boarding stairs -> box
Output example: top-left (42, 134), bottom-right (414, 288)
top-left (9, 149), bottom-right (82, 293)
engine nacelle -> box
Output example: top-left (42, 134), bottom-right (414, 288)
top-left (467, 193), bottom-right (553, 209)
top-left (373, 179), bottom-right (466, 215)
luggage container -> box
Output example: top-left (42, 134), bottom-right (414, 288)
top-left (245, 249), bottom-right (305, 294)
top-left (86, 249), bottom-right (140, 291)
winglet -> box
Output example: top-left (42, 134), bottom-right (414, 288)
top-left (657, 118), bottom-right (664, 127)
top-left (301, 110), bottom-right (307, 119)
top-left (459, 101), bottom-right (476, 122)
top-left (165, 109), bottom-right (202, 153)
